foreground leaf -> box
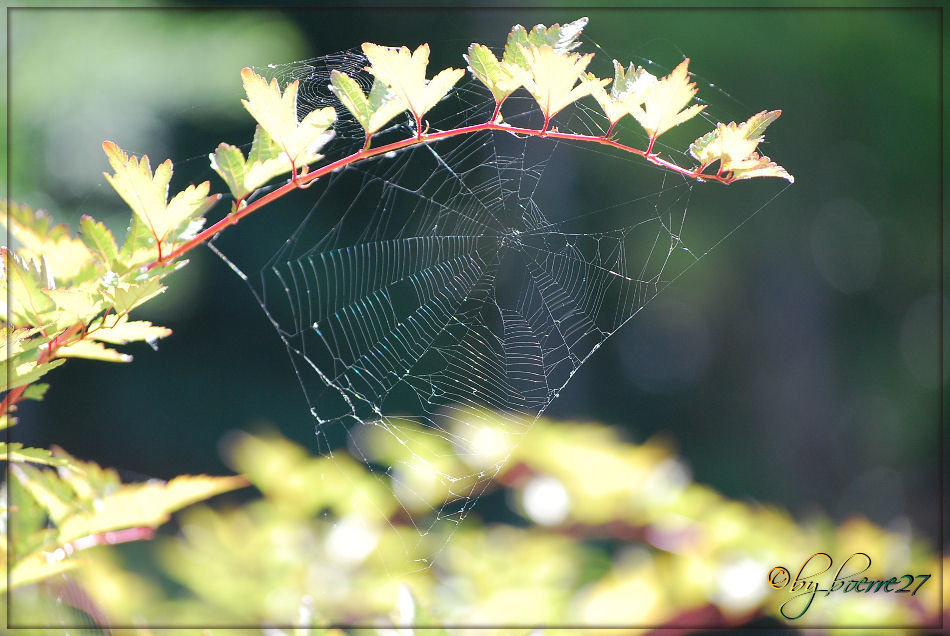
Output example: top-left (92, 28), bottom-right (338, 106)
top-left (56, 339), bottom-right (132, 363)
top-left (1, 443), bottom-right (83, 469)
top-left (102, 141), bottom-right (220, 247)
top-left (89, 315), bottom-right (172, 345)
top-left (628, 58), bottom-right (706, 140)
top-left (329, 70), bottom-right (409, 139)
top-left (362, 43), bottom-right (465, 124)
top-left (464, 43), bottom-right (522, 107)
top-left (240, 68), bottom-right (336, 166)
top-left (504, 16), bottom-right (588, 69)
top-left (587, 60), bottom-right (658, 127)
top-left (57, 474), bottom-right (248, 544)
top-left (78, 215), bottom-right (119, 269)
top-left (211, 125), bottom-right (321, 201)
top-left (689, 110), bottom-right (792, 182)
top-left (1, 203), bottom-right (94, 281)
top-left (510, 44), bottom-right (602, 123)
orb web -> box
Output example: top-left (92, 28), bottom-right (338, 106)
top-left (213, 47), bottom-right (784, 566)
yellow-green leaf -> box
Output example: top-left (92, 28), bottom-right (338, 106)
top-left (102, 141), bottom-right (220, 245)
top-left (89, 315), bottom-right (172, 345)
top-left (587, 60), bottom-right (658, 126)
top-left (362, 43), bottom-right (465, 123)
top-left (1, 442), bottom-right (82, 469)
top-left (628, 58), bottom-right (706, 140)
top-left (464, 43), bottom-right (522, 106)
top-left (5, 551), bottom-right (86, 592)
top-left (689, 110), bottom-right (792, 182)
top-left (1, 203), bottom-right (94, 281)
top-left (240, 68), bottom-right (336, 166)
top-left (2, 357), bottom-right (66, 391)
top-left (105, 278), bottom-right (166, 314)
top-left (56, 339), bottom-right (132, 363)
top-left (57, 474), bottom-right (248, 545)
top-left (79, 214), bottom-right (118, 268)
top-left (510, 44), bottom-right (601, 122)
top-left (329, 70), bottom-right (409, 138)
top-left (503, 17), bottom-right (589, 70)
top-left (1, 249), bottom-right (56, 327)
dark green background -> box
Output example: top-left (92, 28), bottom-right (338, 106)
top-left (8, 5), bottom-right (943, 547)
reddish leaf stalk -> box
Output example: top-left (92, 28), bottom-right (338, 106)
top-left (151, 122), bottom-right (732, 271)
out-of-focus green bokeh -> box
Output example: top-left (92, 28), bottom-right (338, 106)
top-left (6, 4), bottom-right (944, 630)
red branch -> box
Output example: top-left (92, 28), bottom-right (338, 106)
top-left (149, 122), bottom-right (733, 271)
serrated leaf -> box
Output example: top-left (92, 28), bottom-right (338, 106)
top-left (44, 283), bottom-right (103, 325)
top-left (329, 71), bottom-right (408, 139)
top-left (117, 213), bottom-right (156, 269)
top-left (464, 43), bottom-right (522, 105)
top-left (2, 357), bottom-right (66, 391)
top-left (587, 60), bottom-right (658, 126)
top-left (629, 58), bottom-right (706, 140)
top-left (103, 141), bottom-right (220, 247)
top-left (503, 17), bottom-right (588, 71)
top-left (724, 153), bottom-right (794, 183)
top-left (2, 442), bottom-right (82, 469)
top-left (1, 248), bottom-right (57, 327)
top-left (57, 474), bottom-right (248, 544)
top-left (211, 125), bottom-right (324, 201)
top-left (1, 202), bottom-right (94, 281)
top-left (241, 68), bottom-right (336, 166)
top-left (56, 339), bottom-right (132, 363)
top-left (689, 110), bottom-right (780, 165)
top-left (510, 44), bottom-right (601, 122)
top-left (79, 215), bottom-right (118, 268)
top-left (689, 110), bottom-right (792, 182)
top-left (362, 43), bottom-right (465, 123)
top-left (105, 277), bottom-right (166, 314)
top-left (89, 315), bottom-right (172, 345)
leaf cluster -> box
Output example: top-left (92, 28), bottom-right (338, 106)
top-left (3, 446), bottom-right (244, 591)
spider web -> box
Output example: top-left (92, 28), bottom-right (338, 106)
top-left (212, 49), bottom-right (779, 567)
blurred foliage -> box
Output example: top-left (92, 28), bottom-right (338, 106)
top-left (4, 417), bottom-right (945, 631)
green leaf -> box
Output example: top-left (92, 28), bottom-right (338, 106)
top-left (105, 277), bottom-right (166, 314)
top-left (1, 248), bottom-right (56, 327)
top-left (1, 356), bottom-right (66, 391)
top-left (44, 283), bottom-right (104, 326)
top-left (361, 43), bottom-right (465, 122)
top-left (503, 17), bottom-right (588, 70)
top-left (117, 213), bottom-right (157, 269)
top-left (21, 383), bottom-right (49, 401)
top-left (1, 442), bottom-right (82, 469)
top-left (5, 552), bottom-right (85, 593)
top-left (212, 124), bottom-right (324, 201)
top-left (464, 43), bottom-right (522, 106)
top-left (329, 70), bottom-right (409, 139)
top-left (56, 339), bottom-right (132, 363)
top-left (0, 202), bottom-right (94, 281)
top-left (689, 110), bottom-right (781, 167)
top-left (89, 315), bottom-right (172, 345)
top-left (56, 474), bottom-right (248, 544)
top-left (689, 110), bottom-right (792, 182)
top-left (79, 214), bottom-right (118, 268)
top-left (240, 68), bottom-right (336, 166)
top-left (628, 58), bottom-right (706, 140)
top-left (587, 60), bottom-right (658, 126)
top-left (509, 44), bottom-right (601, 122)
top-left (11, 463), bottom-right (77, 526)
top-left (102, 141), bottom-right (221, 247)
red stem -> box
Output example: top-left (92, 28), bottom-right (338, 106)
top-left (150, 122), bottom-right (729, 270)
